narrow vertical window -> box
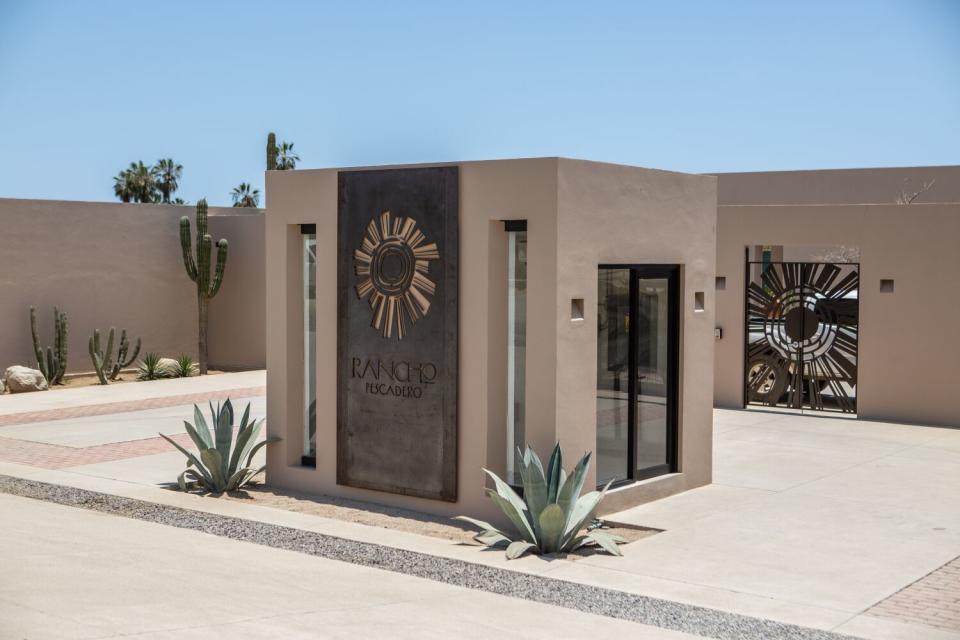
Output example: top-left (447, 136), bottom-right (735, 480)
top-left (302, 225), bottom-right (317, 463)
top-left (505, 220), bottom-right (527, 484)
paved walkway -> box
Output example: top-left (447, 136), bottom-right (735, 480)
top-left (0, 385), bottom-right (264, 426)
top-left (868, 557), bottom-right (960, 634)
top-left (0, 492), bottom-right (697, 640)
top-left (1, 376), bottom-right (958, 639)
top-left (0, 372), bottom-right (265, 472)
top-left (605, 408), bottom-right (960, 639)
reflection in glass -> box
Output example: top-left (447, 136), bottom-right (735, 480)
top-left (596, 269), bottom-right (631, 485)
top-left (303, 234), bottom-right (317, 459)
top-left (636, 278), bottom-right (670, 478)
top-left (506, 229), bottom-right (527, 484)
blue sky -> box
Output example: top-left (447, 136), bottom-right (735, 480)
top-left (1, 1), bottom-right (957, 206)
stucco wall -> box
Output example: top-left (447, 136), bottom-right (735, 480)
top-left (715, 165), bottom-right (960, 206)
top-left (208, 211), bottom-right (266, 370)
top-left (0, 198), bottom-right (265, 376)
top-left (556, 159), bottom-right (717, 512)
top-left (714, 203), bottom-right (960, 427)
top-left (264, 158), bottom-right (717, 521)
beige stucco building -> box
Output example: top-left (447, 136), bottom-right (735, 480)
top-left (712, 166), bottom-right (960, 428)
top-left (264, 158), bottom-right (717, 521)
top-left (4, 161), bottom-right (954, 522)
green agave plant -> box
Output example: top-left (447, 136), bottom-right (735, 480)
top-left (455, 443), bottom-right (625, 559)
top-left (160, 399), bottom-right (276, 493)
top-left (137, 352), bottom-right (175, 380)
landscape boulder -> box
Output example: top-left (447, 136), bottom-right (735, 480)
top-left (0, 375), bottom-right (5, 394)
top-left (4, 366), bottom-right (49, 393)
top-left (156, 358), bottom-right (180, 378)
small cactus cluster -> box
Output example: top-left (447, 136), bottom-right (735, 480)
top-left (88, 328), bottom-right (141, 385)
top-left (30, 306), bottom-right (67, 385)
top-left (180, 198), bottom-right (228, 375)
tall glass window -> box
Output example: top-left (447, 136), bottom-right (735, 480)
top-left (302, 229), bottom-right (317, 461)
top-left (505, 221), bottom-right (527, 485)
top-left (596, 269), bottom-right (631, 485)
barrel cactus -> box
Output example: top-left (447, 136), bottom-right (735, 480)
top-left (456, 444), bottom-right (625, 559)
top-left (88, 327), bottom-right (141, 384)
top-left (161, 399), bottom-right (277, 493)
top-left (179, 198), bottom-right (228, 375)
top-left (30, 306), bottom-right (67, 385)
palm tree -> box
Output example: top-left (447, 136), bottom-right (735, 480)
top-left (113, 169), bottom-right (133, 202)
top-left (231, 182), bottom-right (260, 208)
top-left (276, 141), bottom-right (299, 170)
top-left (119, 161), bottom-right (158, 203)
top-left (155, 158), bottom-right (183, 203)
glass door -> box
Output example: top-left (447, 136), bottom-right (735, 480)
top-left (596, 265), bottom-right (679, 487)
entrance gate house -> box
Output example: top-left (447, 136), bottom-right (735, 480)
top-left (744, 260), bottom-right (860, 413)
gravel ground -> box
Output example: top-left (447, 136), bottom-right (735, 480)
top-left (222, 483), bottom-right (658, 549)
top-left (0, 474), bottom-right (855, 640)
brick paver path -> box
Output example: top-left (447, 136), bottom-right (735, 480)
top-left (0, 433), bottom-right (196, 469)
top-left (867, 556), bottom-right (960, 632)
top-left (0, 384), bottom-right (266, 470)
top-left (0, 386), bottom-right (265, 427)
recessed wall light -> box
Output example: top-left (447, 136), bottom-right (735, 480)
top-left (571, 298), bottom-right (585, 321)
top-left (694, 291), bottom-right (705, 312)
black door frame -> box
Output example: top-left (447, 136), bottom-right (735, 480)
top-left (597, 264), bottom-right (680, 488)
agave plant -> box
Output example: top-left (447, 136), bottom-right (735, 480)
top-left (137, 352), bottom-right (176, 380)
top-left (173, 353), bottom-right (198, 378)
top-left (455, 444), bottom-right (625, 559)
top-left (160, 399), bottom-right (276, 493)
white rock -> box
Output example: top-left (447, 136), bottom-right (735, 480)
top-left (0, 375), bottom-right (5, 394)
top-left (4, 366), bottom-right (49, 393)
top-left (156, 358), bottom-right (180, 377)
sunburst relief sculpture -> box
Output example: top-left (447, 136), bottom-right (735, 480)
top-left (353, 210), bottom-right (440, 340)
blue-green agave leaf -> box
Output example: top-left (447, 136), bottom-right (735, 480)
top-left (566, 535), bottom-right (590, 551)
top-left (453, 515), bottom-right (499, 532)
top-left (474, 530), bottom-right (512, 547)
top-left (244, 433), bottom-right (280, 468)
top-left (556, 451), bottom-right (591, 516)
top-left (505, 540), bottom-right (538, 560)
top-left (180, 420), bottom-right (208, 452)
top-left (487, 489), bottom-right (537, 544)
top-left (561, 489), bottom-right (605, 547)
top-left (200, 448), bottom-right (226, 492)
top-left (223, 398), bottom-right (234, 426)
top-left (517, 449), bottom-right (548, 526)
top-left (192, 405), bottom-right (213, 448)
top-left (585, 530), bottom-right (623, 556)
top-left (238, 402), bottom-right (251, 431)
top-left (229, 418), bottom-right (260, 476)
top-left (160, 433), bottom-right (212, 485)
top-left (545, 443), bottom-right (563, 503)
top-left (538, 503), bottom-right (566, 553)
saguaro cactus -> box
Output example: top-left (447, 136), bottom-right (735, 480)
top-left (180, 198), bottom-right (228, 374)
top-left (30, 306), bottom-right (68, 385)
top-left (267, 132), bottom-right (277, 171)
top-left (88, 328), bottom-right (141, 384)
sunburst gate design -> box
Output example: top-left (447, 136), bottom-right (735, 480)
top-left (746, 262), bottom-right (859, 413)
top-left (353, 211), bottom-right (440, 340)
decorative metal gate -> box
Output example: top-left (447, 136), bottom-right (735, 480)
top-left (745, 261), bottom-right (859, 413)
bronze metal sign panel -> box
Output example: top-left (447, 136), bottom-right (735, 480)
top-left (337, 166), bottom-right (458, 501)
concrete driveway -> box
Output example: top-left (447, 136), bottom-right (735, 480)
top-left (602, 408), bottom-right (960, 638)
